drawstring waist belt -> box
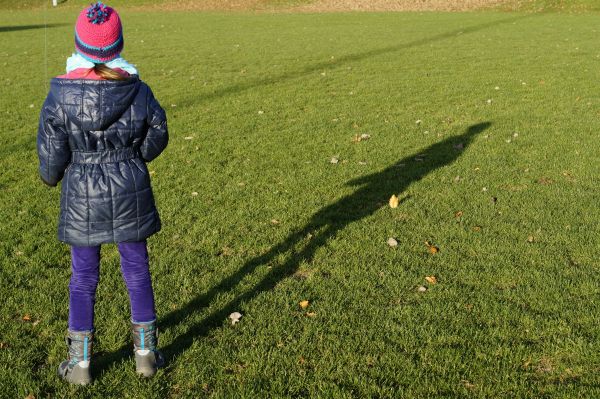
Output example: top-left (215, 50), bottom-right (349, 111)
top-left (71, 147), bottom-right (139, 164)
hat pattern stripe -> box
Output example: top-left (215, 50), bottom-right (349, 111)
top-left (75, 36), bottom-right (123, 62)
top-left (75, 30), bottom-right (123, 51)
top-left (75, 48), bottom-right (121, 64)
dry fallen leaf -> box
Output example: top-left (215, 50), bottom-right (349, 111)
top-left (229, 312), bottom-right (242, 325)
top-left (472, 226), bottom-right (482, 232)
top-left (22, 314), bottom-right (31, 322)
top-left (417, 285), bottom-right (427, 292)
top-left (454, 211), bottom-right (463, 218)
top-left (299, 300), bottom-right (310, 309)
top-left (527, 235), bottom-right (535, 243)
top-left (330, 157), bottom-right (339, 164)
top-left (218, 246), bottom-right (234, 257)
top-left (389, 195), bottom-right (399, 208)
top-left (425, 241), bottom-right (439, 254)
top-left (191, 192), bottom-right (198, 197)
top-left (271, 219), bottom-right (280, 225)
top-left (305, 312), bottom-right (317, 317)
top-left (425, 276), bottom-right (438, 285)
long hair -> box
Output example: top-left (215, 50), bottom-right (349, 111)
top-left (85, 63), bottom-right (129, 81)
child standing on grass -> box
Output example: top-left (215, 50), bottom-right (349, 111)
top-left (37, 2), bottom-right (168, 385)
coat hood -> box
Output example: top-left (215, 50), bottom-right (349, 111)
top-left (50, 76), bottom-right (141, 131)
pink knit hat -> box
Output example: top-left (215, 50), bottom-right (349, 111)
top-left (74, 2), bottom-right (123, 64)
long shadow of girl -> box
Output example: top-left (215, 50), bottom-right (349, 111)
top-left (158, 122), bottom-right (491, 359)
top-left (95, 122), bottom-right (491, 375)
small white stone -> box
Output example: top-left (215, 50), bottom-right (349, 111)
top-left (387, 237), bottom-right (398, 247)
top-left (417, 286), bottom-right (427, 292)
top-left (258, 110), bottom-right (264, 115)
top-left (416, 119), bottom-right (422, 125)
top-left (191, 192), bottom-right (198, 196)
top-left (330, 157), bottom-right (339, 164)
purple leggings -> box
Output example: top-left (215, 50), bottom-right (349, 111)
top-left (69, 241), bottom-right (156, 331)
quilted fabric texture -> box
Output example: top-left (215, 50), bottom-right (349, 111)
top-left (37, 76), bottom-right (168, 246)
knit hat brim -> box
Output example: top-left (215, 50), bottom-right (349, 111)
top-left (75, 31), bottom-right (123, 63)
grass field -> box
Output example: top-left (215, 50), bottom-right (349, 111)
top-left (2, 3), bottom-right (600, 398)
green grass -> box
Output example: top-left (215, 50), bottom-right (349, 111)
top-left (2, 6), bottom-right (600, 398)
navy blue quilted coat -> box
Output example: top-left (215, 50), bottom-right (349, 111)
top-left (37, 76), bottom-right (168, 246)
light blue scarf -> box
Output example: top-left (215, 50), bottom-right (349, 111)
top-left (66, 53), bottom-right (139, 76)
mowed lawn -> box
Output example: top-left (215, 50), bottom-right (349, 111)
top-left (2, 6), bottom-right (600, 398)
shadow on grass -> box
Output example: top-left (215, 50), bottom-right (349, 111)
top-left (160, 121), bottom-right (490, 354)
top-left (0, 23), bottom-right (67, 33)
top-left (178, 13), bottom-right (533, 109)
top-left (93, 122), bottom-right (491, 378)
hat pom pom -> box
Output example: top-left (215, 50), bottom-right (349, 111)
top-left (86, 2), bottom-right (109, 24)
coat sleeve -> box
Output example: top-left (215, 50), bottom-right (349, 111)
top-left (37, 92), bottom-right (71, 187)
top-left (140, 85), bottom-right (168, 162)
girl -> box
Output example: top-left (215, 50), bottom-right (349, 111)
top-left (37, 2), bottom-right (168, 384)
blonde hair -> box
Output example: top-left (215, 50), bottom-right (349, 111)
top-left (85, 63), bottom-right (129, 81)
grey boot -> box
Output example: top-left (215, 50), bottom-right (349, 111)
top-left (57, 330), bottom-right (93, 385)
top-left (132, 320), bottom-right (164, 377)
